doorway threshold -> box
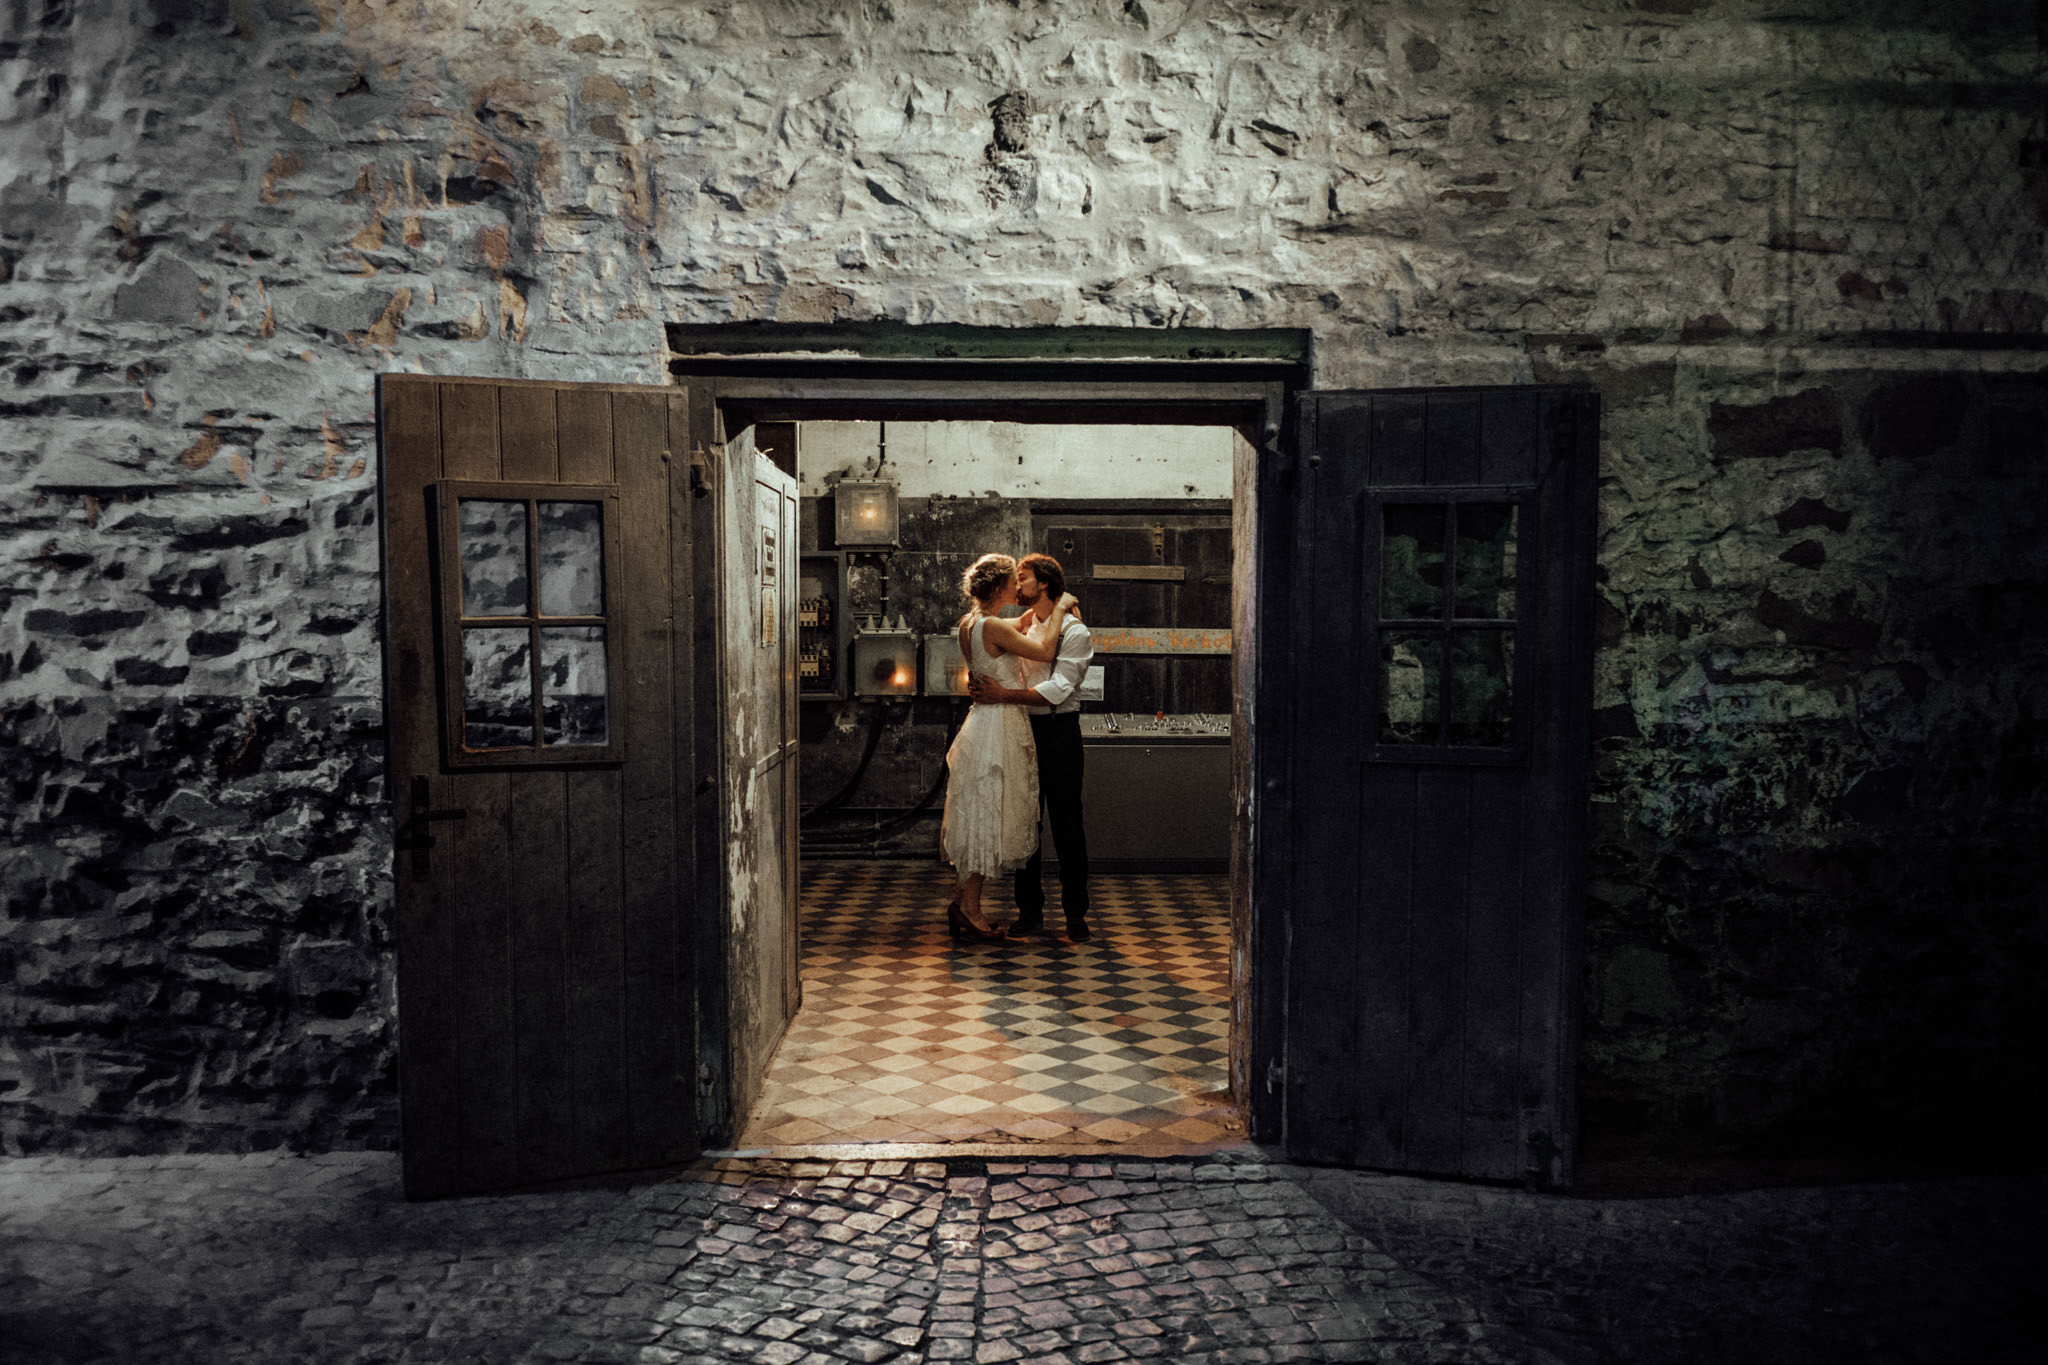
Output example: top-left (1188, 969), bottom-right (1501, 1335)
top-left (718, 1134), bottom-right (1250, 1164)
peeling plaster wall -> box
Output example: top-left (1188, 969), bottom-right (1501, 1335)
top-left (1, 0), bottom-right (2043, 1157)
top-left (798, 421), bottom-right (1234, 499)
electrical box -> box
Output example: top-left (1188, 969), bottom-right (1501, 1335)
top-left (797, 552), bottom-right (850, 700)
top-left (834, 481), bottom-right (899, 548)
top-left (852, 622), bottom-right (918, 697)
top-left (921, 631), bottom-right (971, 696)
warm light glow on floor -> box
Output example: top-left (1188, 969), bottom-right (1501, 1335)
top-left (740, 864), bottom-right (1239, 1156)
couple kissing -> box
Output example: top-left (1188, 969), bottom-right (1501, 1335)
top-left (939, 552), bottom-right (1094, 944)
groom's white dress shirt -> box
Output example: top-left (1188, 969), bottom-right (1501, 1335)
top-left (1025, 615), bottom-right (1093, 716)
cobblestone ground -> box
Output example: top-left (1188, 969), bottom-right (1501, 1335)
top-left (0, 1149), bottom-right (1524, 1364)
top-left (1297, 1163), bottom-right (2048, 1365)
top-left (2, 1148), bottom-right (2040, 1364)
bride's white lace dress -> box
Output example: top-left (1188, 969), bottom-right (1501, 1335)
top-left (941, 616), bottom-right (1040, 879)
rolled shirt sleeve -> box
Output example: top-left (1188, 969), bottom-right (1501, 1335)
top-left (1032, 619), bottom-right (1093, 709)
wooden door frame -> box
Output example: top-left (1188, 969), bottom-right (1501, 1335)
top-left (678, 351), bottom-right (1302, 1143)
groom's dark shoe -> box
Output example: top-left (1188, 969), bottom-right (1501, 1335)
top-left (1065, 917), bottom-right (1091, 943)
top-left (1008, 912), bottom-right (1044, 936)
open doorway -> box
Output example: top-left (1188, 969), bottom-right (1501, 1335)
top-left (377, 352), bottom-right (1591, 1195)
top-left (738, 418), bottom-right (1246, 1156)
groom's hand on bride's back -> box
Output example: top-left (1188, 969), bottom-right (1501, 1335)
top-left (966, 674), bottom-right (998, 703)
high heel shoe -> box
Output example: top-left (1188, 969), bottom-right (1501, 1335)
top-left (946, 900), bottom-right (1006, 943)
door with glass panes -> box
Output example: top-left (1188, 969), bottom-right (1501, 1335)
top-left (379, 375), bottom-right (760, 1199)
top-left (1260, 386), bottom-right (1598, 1187)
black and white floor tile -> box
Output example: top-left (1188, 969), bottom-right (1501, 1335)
top-left (738, 861), bottom-right (1239, 1151)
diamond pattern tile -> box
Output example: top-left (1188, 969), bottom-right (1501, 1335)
top-left (737, 862), bottom-right (1240, 1152)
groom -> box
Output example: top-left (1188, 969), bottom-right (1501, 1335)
top-left (966, 552), bottom-right (1094, 942)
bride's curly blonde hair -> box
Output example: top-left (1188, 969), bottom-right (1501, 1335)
top-left (960, 552), bottom-right (1016, 607)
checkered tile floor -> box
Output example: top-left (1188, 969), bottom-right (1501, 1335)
top-left (738, 862), bottom-right (1240, 1153)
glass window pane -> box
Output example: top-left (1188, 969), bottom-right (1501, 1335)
top-left (463, 627), bottom-right (533, 748)
top-left (1449, 630), bottom-right (1514, 747)
top-left (538, 501), bottom-right (605, 617)
top-left (1454, 503), bottom-right (1518, 620)
top-left (1379, 630), bottom-right (1440, 744)
top-left (459, 499), bottom-right (529, 617)
top-left (541, 626), bottom-right (609, 747)
top-left (1381, 504), bottom-right (1446, 619)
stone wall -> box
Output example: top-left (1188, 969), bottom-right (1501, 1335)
top-left (1577, 358), bottom-right (2048, 1154)
top-left (2, 0), bottom-right (2042, 1157)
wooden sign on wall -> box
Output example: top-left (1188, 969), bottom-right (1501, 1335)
top-left (1092, 564), bottom-right (1187, 582)
top-left (1089, 626), bottom-right (1231, 655)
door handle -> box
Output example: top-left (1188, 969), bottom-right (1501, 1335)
top-left (398, 775), bottom-right (467, 873)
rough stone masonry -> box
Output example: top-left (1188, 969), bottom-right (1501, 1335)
top-left (1, 1), bottom-right (2044, 1160)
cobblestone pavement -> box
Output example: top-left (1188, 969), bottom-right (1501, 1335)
top-left (1297, 1162), bottom-right (2047, 1365)
top-left (2, 1147), bottom-right (2040, 1364)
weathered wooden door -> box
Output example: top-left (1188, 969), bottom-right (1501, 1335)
top-left (1259, 386), bottom-right (1598, 1186)
top-left (379, 375), bottom-right (708, 1198)
top-left (710, 425), bottom-right (802, 1137)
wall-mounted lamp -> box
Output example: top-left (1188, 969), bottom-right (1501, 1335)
top-left (834, 480), bottom-right (899, 549)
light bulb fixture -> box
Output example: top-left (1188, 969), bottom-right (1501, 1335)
top-left (852, 625), bottom-right (918, 698)
top-left (834, 481), bottom-right (899, 548)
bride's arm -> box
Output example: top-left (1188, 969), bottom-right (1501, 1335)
top-left (981, 595), bottom-right (1074, 661)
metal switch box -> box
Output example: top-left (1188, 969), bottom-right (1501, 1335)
top-left (852, 628), bottom-right (918, 697)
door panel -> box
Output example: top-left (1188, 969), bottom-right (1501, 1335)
top-left (379, 375), bottom-right (702, 1198)
top-left (1267, 386), bottom-right (1596, 1186)
top-left (618, 393), bottom-right (691, 1162)
top-left (716, 425), bottom-right (802, 1135)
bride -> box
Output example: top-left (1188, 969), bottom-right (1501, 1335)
top-left (940, 553), bottom-right (1078, 941)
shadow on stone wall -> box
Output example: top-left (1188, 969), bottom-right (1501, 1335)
top-left (0, 696), bottom-right (396, 1155)
top-left (1570, 362), bottom-right (2048, 1167)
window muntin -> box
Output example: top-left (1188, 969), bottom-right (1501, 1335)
top-left (1370, 495), bottom-right (1528, 762)
top-left (437, 482), bottom-right (624, 767)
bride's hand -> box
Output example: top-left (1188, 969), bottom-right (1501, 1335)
top-left (1058, 592), bottom-right (1080, 614)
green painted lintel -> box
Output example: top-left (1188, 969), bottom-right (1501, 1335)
top-left (664, 321), bottom-right (1311, 365)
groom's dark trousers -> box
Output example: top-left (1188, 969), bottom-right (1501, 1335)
top-left (1015, 710), bottom-right (1090, 930)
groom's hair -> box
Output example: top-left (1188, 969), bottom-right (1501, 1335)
top-left (1018, 553), bottom-right (1065, 600)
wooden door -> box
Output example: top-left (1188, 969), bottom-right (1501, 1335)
top-left (1259, 387), bottom-right (1598, 1187)
top-left (712, 425), bottom-right (802, 1136)
top-left (379, 375), bottom-right (704, 1198)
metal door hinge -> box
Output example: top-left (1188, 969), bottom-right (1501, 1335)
top-left (1265, 1057), bottom-right (1285, 1094)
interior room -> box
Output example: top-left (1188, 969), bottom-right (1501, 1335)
top-left (735, 419), bottom-right (1243, 1154)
